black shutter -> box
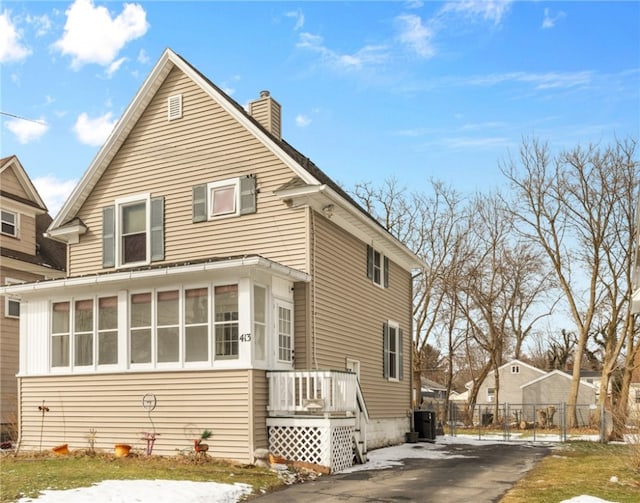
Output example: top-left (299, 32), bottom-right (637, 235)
top-left (383, 321), bottom-right (389, 378)
top-left (367, 245), bottom-right (374, 280)
top-left (383, 256), bottom-right (389, 288)
top-left (102, 206), bottom-right (115, 268)
top-left (192, 184), bottom-right (207, 222)
top-left (150, 196), bottom-right (164, 262)
top-left (399, 327), bottom-right (404, 381)
top-left (239, 174), bottom-right (256, 215)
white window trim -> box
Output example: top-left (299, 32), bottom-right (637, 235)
top-left (207, 178), bottom-right (240, 219)
top-left (4, 278), bottom-right (23, 318)
top-left (115, 193), bottom-right (151, 268)
top-left (275, 300), bottom-right (294, 364)
top-left (511, 365), bottom-right (520, 374)
top-left (1, 209), bottom-right (18, 238)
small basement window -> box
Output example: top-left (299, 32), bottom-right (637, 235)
top-left (168, 94), bottom-right (183, 121)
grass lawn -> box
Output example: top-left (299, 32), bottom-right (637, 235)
top-left (0, 450), bottom-right (284, 503)
top-left (501, 442), bottom-right (640, 503)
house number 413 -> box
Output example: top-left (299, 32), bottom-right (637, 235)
top-left (240, 333), bottom-right (252, 342)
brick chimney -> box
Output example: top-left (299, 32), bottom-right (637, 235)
top-left (248, 90), bottom-right (281, 139)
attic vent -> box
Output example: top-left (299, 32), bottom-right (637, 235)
top-left (168, 94), bottom-right (183, 121)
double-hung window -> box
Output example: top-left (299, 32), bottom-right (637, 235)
top-left (214, 284), bottom-right (239, 359)
top-left (103, 194), bottom-right (164, 268)
top-left (4, 278), bottom-right (22, 318)
top-left (383, 320), bottom-right (403, 380)
top-left (253, 285), bottom-right (266, 361)
top-left (74, 299), bottom-right (94, 366)
top-left (157, 290), bottom-right (180, 363)
top-left (98, 297), bottom-right (118, 365)
top-left (277, 304), bottom-right (293, 363)
top-left (367, 245), bottom-right (389, 288)
top-left (51, 302), bottom-right (70, 368)
top-left (185, 288), bottom-right (209, 362)
top-left (1, 210), bottom-right (17, 237)
top-left (130, 293), bottom-right (152, 364)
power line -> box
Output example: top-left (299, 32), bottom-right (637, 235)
top-left (0, 111), bottom-right (48, 126)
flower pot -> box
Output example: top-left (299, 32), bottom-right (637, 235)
top-left (405, 431), bottom-right (419, 443)
top-left (114, 443), bottom-right (132, 457)
top-left (52, 443), bottom-right (69, 455)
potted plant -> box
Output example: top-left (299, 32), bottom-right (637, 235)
top-left (114, 443), bottom-right (132, 457)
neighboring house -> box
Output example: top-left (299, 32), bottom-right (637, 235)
top-left (465, 359), bottom-right (598, 426)
top-left (420, 377), bottom-right (447, 403)
top-left (474, 359), bottom-right (547, 406)
top-left (0, 156), bottom-right (66, 441)
top-left (2, 49), bottom-right (423, 471)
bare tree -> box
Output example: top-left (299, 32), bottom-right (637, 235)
top-left (503, 137), bottom-right (639, 429)
top-left (351, 179), bottom-right (467, 406)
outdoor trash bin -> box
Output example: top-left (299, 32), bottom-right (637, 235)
top-left (414, 410), bottom-right (436, 441)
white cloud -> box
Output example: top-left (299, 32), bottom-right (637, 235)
top-left (395, 14), bottom-right (435, 58)
top-left (26, 13), bottom-right (52, 37)
top-left (137, 48), bottom-right (149, 64)
top-left (466, 70), bottom-right (592, 90)
top-left (440, 0), bottom-right (513, 26)
top-left (0, 10), bottom-right (32, 63)
top-left (297, 32), bottom-right (388, 70)
top-left (53, 0), bottom-right (149, 69)
top-left (73, 111), bottom-right (116, 146)
top-left (542, 8), bottom-right (566, 30)
top-left (285, 9), bottom-right (304, 31)
top-left (295, 114), bottom-right (311, 127)
top-left (33, 175), bottom-right (78, 217)
top-left (5, 117), bottom-right (48, 143)
top-left (106, 56), bottom-right (126, 77)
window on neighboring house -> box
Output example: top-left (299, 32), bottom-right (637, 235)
top-left (51, 302), bottom-right (70, 367)
top-left (367, 245), bottom-right (389, 288)
top-left (383, 321), bottom-right (403, 380)
top-left (192, 175), bottom-right (256, 222)
top-left (487, 388), bottom-right (495, 402)
top-left (277, 303), bottom-right (293, 362)
top-left (98, 297), bottom-right (118, 365)
top-left (1, 210), bottom-right (17, 237)
top-left (4, 278), bottom-right (22, 318)
top-left (185, 288), bottom-right (209, 362)
top-left (253, 285), bottom-right (266, 361)
top-left (214, 284), bottom-right (239, 359)
top-left (102, 195), bottom-right (164, 268)
top-left (511, 365), bottom-right (520, 374)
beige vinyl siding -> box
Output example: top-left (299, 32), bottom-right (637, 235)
top-left (19, 370), bottom-right (265, 461)
top-left (1, 269), bottom-right (45, 430)
top-left (69, 66), bottom-right (307, 276)
top-left (250, 369), bottom-right (269, 450)
top-left (310, 212), bottom-right (412, 419)
top-left (0, 214), bottom-right (35, 255)
top-left (1, 167), bottom-right (30, 201)
top-left (293, 281), bottom-right (311, 369)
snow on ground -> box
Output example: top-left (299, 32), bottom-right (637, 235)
top-left (15, 436), bottom-right (617, 503)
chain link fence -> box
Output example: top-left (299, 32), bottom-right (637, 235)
top-left (438, 401), bottom-right (611, 443)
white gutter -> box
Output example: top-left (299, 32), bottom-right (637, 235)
top-left (0, 256), bottom-right (310, 296)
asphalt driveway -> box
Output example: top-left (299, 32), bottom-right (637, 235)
top-left (251, 440), bottom-right (552, 503)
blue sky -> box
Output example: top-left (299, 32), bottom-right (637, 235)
top-left (1, 1), bottom-right (639, 216)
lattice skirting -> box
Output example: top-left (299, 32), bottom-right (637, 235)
top-left (267, 417), bottom-right (355, 473)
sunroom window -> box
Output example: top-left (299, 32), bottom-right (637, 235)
top-left (74, 299), bottom-right (94, 366)
top-left (214, 284), bottom-right (239, 358)
top-left (185, 288), bottom-right (209, 362)
top-left (51, 302), bottom-right (70, 367)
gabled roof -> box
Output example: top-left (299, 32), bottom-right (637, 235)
top-left (0, 155), bottom-right (47, 211)
top-left (521, 369), bottom-right (597, 390)
top-left (465, 359), bottom-right (547, 389)
top-left (48, 48), bottom-right (424, 271)
top-left (0, 155), bottom-right (66, 273)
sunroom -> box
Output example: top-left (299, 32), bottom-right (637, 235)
top-left (10, 255), bottom-right (308, 376)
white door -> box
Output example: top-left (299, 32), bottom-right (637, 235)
top-left (275, 301), bottom-right (293, 365)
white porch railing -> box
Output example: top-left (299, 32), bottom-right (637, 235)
top-left (267, 370), bottom-right (358, 416)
